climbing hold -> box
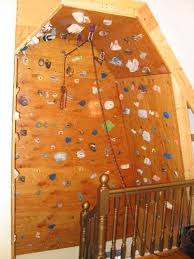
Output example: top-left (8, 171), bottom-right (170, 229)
top-left (123, 108), bottom-right (130, 115)
top-left (19, 129), bottom-right (27, 136)
top-left (89, 143), bottom-right (96, 152)
top-left (120, 164), bottom-right (130, 170)
top-left (102, 120), bottom-right (115, 132)
top-left (104, 100), bottom-right (114, 110)
top-left (35, 121), bottom-right (42, 128)
top-left (137, 169), bottom-right (143, 175)
top-left (38, 58), bottom-right (44, 66)
top-left (142, 67), bottom-right (151, 75)
top-left (48, 224), bottom-right (56, 230)
top-left (144, 157), bottom-right (151, 166)
top-left (101, 72), bottom-right (108, 79)
top-left (49, 173), bottom-right (56, 181)
top-left (62, 179), bottom-right (71, 187)
top-left (54, 152), bottom-right (68, 162)
top-left (142, 130), bottom-right (151, 142)
top-left (152, 175), bottom-right (161, 182)
top-left (110, 40), bottom-right (122, 51)
top-left (163, 112), bottom-right (170, 119)
top-left (77, 192), bottom-right (84, 202)
top-left (131, 34), bottom-right (143, 41)
top-left (18, 96), bottom-right (29, 106)
top-left (163, 153), bottom-right (172, 159)
top-left (103, 19), bottom-right (112, 26)
top-left (67, 24), bottom-right (84, 34)
top-left (64, 137), bottom-right (72, 143)
top-left (123, 87), bottom-right (129, 93)
top-left (138, 109), bottom-right (148, 119)
top-left (45, 59), bottom-right (51, 69)
top-left (79, 100), bottom-right (86, 106)
top-left (72, 12), bottom-right (90, 24)
top-left (99, 31), bottom-right (108, 37)
top-left (138, 84), bottom-right (147, 92)
top-left (110, 57), bottom-right (122, 66)
top-left (153, 85), bottom-right (161, 93)
top-left (76, 150), bottom-right (85, 159)
top-left (92, 129), bottom-right (98, 135)
top-left (139, 51), bottom-right (147, 60)
top-left (126, 59), bottom-right (139, 72)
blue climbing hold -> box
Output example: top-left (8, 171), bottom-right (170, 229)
top-left (163, 112), bottom-right (170, 119)
top-left (163, 153), bottom-right (172, 159)
top-left (92, 129), bottom-right (98, 135)
top-left (49, 173), bottom-right (56, 181)
top-left (123, 87), bottom-right (129, 93)
top-left (64, 137), bottom-right (72, 143)
top-left (101, 72), bottom-right (108, 79)
top-left (79, 100), bottom-right (86, 106)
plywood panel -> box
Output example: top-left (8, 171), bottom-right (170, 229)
top-left (117, 74), bottom-right (184, 185)
top-left (15, 12), bottom-right (183, 255)
top-left (15, 38), bottom-right (135, 254)
top-left (51, 6), bottom-right (168, 78)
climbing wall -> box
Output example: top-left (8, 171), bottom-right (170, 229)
top-left (15, 6), bottom-right (184, 255)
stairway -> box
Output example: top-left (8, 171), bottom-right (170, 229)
top-left (141, 249), bottom-right (191, 259)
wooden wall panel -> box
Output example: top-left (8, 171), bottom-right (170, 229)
top-left (15, 10), bottom-right (183, 255)
top-left (117, 74), bottom-right (184, 186)
top-left (15, 38), bottom-right (135, 254)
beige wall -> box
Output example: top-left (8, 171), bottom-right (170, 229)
top-left (0, 1), bottom-right (16, 259)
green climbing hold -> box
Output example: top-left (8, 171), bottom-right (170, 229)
top-left (102, 120), bottom-right (115, 132)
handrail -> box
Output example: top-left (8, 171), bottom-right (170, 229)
top-left (79, 174), bottom-right (194, 259)
top-left (109, 179), bottom-right (194, 196)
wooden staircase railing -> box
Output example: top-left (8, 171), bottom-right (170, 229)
top-left (79, 175), bottom-right (194, 259)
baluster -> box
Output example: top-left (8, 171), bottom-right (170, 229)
top-left (79, 201), bottom-right (90, 259)
top-left (168, 189), bottom-right (176, 249)
top-left (131, 194), bottom-right (140, 259)
top-left (110, 196), bottom-right (120, 259)
top-left (140, 193), bottom-right (149, 256)
top-left (159, 191), bottom-right (167, 252)
top-left (121, 195), bottom-right (129, 259)
top-left (86, 218), bottom-right (92, 258)
top-left (187, 186), bottom-right (193, 225)
top-left (150, 191), bottom-right (159, 253)
top-left (177, 187), bottom-right (185, 247)
top-left (96, 174), bottom-right (110, 259)
top-left (89, 217), bottom-right (95, 259)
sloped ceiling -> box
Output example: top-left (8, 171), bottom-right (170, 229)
top-left (51, 6), bottom-right (169, 78)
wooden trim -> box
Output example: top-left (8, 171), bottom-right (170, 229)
top-left (191, 134), bottom-right (194, 142)
top-left (15, 2), bottom-right (63, 53)
top-left (135, 3), bottom-right (194, 179)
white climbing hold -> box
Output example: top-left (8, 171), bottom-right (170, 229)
top-left (67, 24), bottom-right (84, 34)
top-left (72, 12), bottom-right (90, 24)
top-left (110, 40), bottom-right (122, 51)
top-left (104, 100), bottom-right (114, 110)
top-left (76, 150), bottom-right (85, 159)
top-left (144, 157), bottom-right (151, 166)
top-left (103, 19), bottom-right (112, 26)
top-left (126, 59), bottom-right (139, 72)
top-left (142, 130), bottom-right (151, 142)
top-left (120, 164), bottom-right (130, 170)
top-left (138, 109), bottom-right (148, 119)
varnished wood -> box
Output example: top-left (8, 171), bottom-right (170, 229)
top-left (168, 189), bottom-right (176, 249)
top-left (150, 192), bottom-right (159, 253)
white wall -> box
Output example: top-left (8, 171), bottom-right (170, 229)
top-left (145, 0), bottom-right (194, 153)
top-left (145, 0), bottom-right (194, 89)
top-left (0, 1), bottom-right (193, 259)
top-left (0, 1), bottom-right (16, 259)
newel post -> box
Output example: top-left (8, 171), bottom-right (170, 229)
top-left (96, 174), bottom-right (110, 259)
top-left (79, 201), bottom-right (90, 259)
